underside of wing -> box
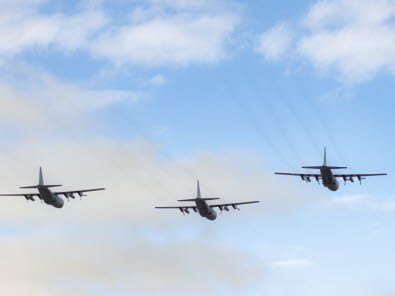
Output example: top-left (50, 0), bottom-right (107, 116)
top-left (334, 173), bottom-right (387, 183)
top-left (54, 188), bottom-right (105, 198)
top-left (0, 193), bottom-right (41, 201)
top-left (210, 201), bottom-right (259, 210)
top-left (155, 206), bottom-right (198, 214)
top-left (334, 173), bottom-right (387, 178)
top-left (275, 172), bottom-right (322, 182)
top-left (155, 206), bottom-right (196, 209)
top-left (275, 172), bottom-right (321, 177)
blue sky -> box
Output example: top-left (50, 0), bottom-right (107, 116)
top-left (0, 0), bottom-right (394, 295)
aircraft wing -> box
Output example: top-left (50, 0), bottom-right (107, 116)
top-left (155, 206), bottom-right (198, 214)
top-left (0, 193), bottom-right (41, 201)
top-left (334, 173), bottom-right (387, 177)
top-left (54, 188), bottom-right (105, 198)
top-left (334, 173), bottom-right (387, 183)
top-left (210, 201), bottom-right (259, 210)
top-left (275, 172), bottom-right (321, 182)
top-left (275, 172), bottom-right (321, 177)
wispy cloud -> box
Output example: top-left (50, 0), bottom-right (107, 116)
top-left (0, 1), bottom-right (108, 57)
top-left (90, 2), bottom-right (240, 67)
top-left (257, 0), bottom-right (395, 83)
top-left (0, 0), bottom-right (240, 68)
top-left (256, 22), bottom-right (294, 61)
top-left (0, 229), bottom-right (264, 296)
top-left (332, 194), bottom-right (366, 206)
top-left (0, 64), bottom-right (143, 130)
top-left (271, 259), bottom-right (313, 268)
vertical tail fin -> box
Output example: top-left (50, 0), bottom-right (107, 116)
top-left (39, 167), bottom-right (44, 185)
top-left (197, 180), bottom-right (201, 199)
top-left (323, 147), bottom-right (327, 167)
top-left (302, 147), bottom-right (346, 169)
top-left (19, 167), bottom-right (63, 189)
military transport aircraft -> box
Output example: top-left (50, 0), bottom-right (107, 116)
top-left (155, 181), bottom-right (259, 220)
top-left (0, 167), bottom-right (105, 208)
top-left (275, 148), bottom-right (387, 191)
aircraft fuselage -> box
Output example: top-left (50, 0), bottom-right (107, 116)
top-left (37, 186), bottom-right (64, 208)
top-left (320, 168), bottom-right (339, 191)
top-left (195, 198), bottom-right (217, 221)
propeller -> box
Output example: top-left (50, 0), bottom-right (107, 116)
top-left (232, 205), bottom-right (240, 210)
top-left (357, 176), bottom-right (366, 185)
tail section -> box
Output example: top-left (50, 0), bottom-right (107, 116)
top-left (197, 180), bottom-right (201, 199)
top-left (323, 147), bottom-right (327, 166)
top-left (177, 180), bottom-right (220, 202)
top-left (19, 167), bottom-right (63, 189)
top-left (178, 198), bottom-right (220, 202)
top-left (302, 148), bottom-right (347, 170)
top-left (39, 167), bottom-right (44, 185)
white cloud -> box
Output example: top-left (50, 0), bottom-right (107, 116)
top-left (259, 0), bottom-right (395, 82)
top-left (332, 194), bottom-right (366, 206)
top-left (53, 10), bottom-right (109, 51)
top-left (91, 12), bottom-right (239, 67)
top-left (0, 0), bottom-right (240, 68)
top-left (0, 2), bottom-right (108, 56)
top-left (271, 259), bottom-right (313, 268)
top-left (0, 65), bottom-right (142, 130)
top-left (256, 23), bottom-right (294, 61)
top-left (0, 229), bottom-right (263, 296)
top-left (149, 74), bottom-right (167, 85)
top-left (34, 73), bottom-right (142, 112)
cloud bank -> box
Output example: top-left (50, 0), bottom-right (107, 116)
top-left (0, 0), bottom-right (240, 68)
top-left (0, 136), bottom-right (307, 295)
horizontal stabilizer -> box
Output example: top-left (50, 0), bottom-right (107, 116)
top-left (326, 166), bottom-right (348, 169)
top-left (302, 166), bottom-right (347, 170)
top-left (20, 185), bottom-right (63, 189)
top-left (178, 198), bottom-right (221, 202)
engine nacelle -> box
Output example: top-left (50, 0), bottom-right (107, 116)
top-left (224, 206), bottom-right (229, 211)
top-left (184, 208), bottom-right (190, 214)
top-left (24, 195), bottom-right (35, 201)
top-left (305, 176), bottom-right (311, 182)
